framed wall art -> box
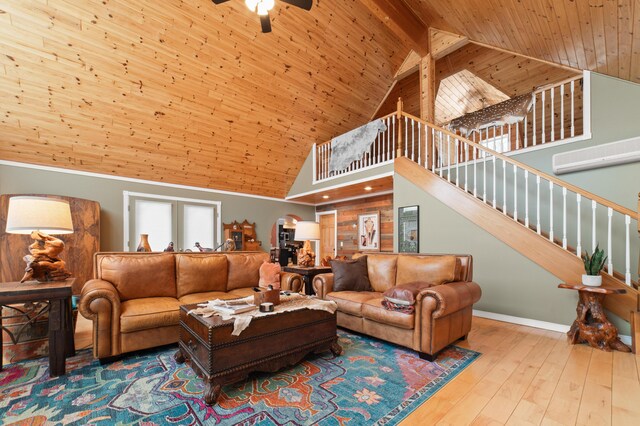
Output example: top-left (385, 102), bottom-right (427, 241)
top-left (398, 205), bottom-right (419, 253)
top-left (358, 211), bottom-right (380, 251)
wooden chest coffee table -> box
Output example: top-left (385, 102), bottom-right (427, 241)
top-left (174, 303), bottom-right (342, 405)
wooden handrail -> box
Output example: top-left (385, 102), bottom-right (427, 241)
top-left (315, 111), bottom-right (397, 149)
top-left (533, 74), bottom-right (583, 94)
top-left (402, 111), bottom-right (638, 219)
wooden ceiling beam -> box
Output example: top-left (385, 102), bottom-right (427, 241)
top-left (359, 0), bottom-right (429, 55)
top-left (429, 28), bottom-right (469, 60)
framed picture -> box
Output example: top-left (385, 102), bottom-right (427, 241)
top-left (358, 212), bottom-right (380, 251)
top-left (398, 206), bottom-right (419, 253)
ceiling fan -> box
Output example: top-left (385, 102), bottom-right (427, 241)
top-left (212, 0), bottom-right (312, 33)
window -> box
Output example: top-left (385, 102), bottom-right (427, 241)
top-left (124, 192), bottom-right (221, 252)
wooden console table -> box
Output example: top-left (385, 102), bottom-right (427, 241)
top-left (558, 283), bottom-right (631, 352)
top-left (283, 265), bottom-right (331, 295)
top-left (0, 279), bottom-right (76, 376)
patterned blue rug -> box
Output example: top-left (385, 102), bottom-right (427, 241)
top-left (0, 331), bottom-right (479, 425)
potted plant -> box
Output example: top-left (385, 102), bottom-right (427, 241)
top-left (581, 245), bottom-right (607, 286)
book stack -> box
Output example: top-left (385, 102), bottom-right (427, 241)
top-left (207, 299), bottom-right (257, 315)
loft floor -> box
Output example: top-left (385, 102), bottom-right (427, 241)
top-left (75, 315), bottom-right (640, 425)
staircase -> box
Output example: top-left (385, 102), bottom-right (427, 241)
top-left (393, 111), bottom-right (639, 344)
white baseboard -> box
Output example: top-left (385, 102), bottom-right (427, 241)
top-left (473, 309), bottom-right (632, 346)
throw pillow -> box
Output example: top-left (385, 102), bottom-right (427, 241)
top-left (330, 256), bottom-right (372, 292)
top-left (258, 261), bottom-right (281, 289)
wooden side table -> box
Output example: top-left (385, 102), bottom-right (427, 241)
top-left (283, 265), bottom-right (332, 295)
top-left (558, 283), bottom-right (631, 352)
top-left (0, 279), bottom-right (76, 376)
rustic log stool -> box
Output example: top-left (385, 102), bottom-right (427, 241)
top-left (558, 283), bottom-right (631, 352)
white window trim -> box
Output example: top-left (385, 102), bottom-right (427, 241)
top-left (123, 191), bottom-right (222, 251)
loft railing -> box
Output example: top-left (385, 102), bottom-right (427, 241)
top-left (448, 73), bottom-right (589, 154)
top-left (400, 111), bottom-right (638, 287)
top-left (313, 112), bottom-right (398, 183)
top-left (314, 73), bottom-right (590, 184)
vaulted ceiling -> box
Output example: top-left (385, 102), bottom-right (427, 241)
top-left (2, 0), bottom-right (640, 199)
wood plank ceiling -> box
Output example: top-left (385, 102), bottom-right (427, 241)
top-left (0, 0), bottom-right (416, 198)
top-left (403, 0), bottom-right (640, 83)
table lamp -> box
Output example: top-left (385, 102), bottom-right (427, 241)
top-left (5, 196), bottom-right (74, 282)
top-left (294, 221), bottom-right (320, 267)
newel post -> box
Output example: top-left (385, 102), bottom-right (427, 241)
top-left (397, 97), bottom-right (404, 158)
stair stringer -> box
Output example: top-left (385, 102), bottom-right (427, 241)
top-left (396, 157), bottom-right (639, 323)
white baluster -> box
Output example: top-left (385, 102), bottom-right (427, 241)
top-left (404, 117), bottom-right (408, 158)
top-left (377, 131), bottom-right (381, 164)
top-left (513, 164), bottom-right (518, 221)
top-left (502, 160), bottom-right (507, 214)
top-left (492, 155), bottom-right (496, 208)
top-left (508, 124), bottom-right (513, 152)
top-left (625, 215), bottom-right (631, 285)
top-left (576, 194), bottom-right (582, 257)
top-left (465, 143), bottom-right (469, 192)
top-left (524, 170), bottom-right (529, 228)
top-left (482, 148), bottom-right (486, 202)
top-left (607, 208), bottom-right (613, 275)
top-left (455, 138), bottom-right (459, 187)
top-left (549, 181), bottom-right (554, 241)
top-left (447, 134), bottom-right (451, 183)
top-left (392, 116), bottom-right (396, 159)
top-left (541, 90), bottom-right (546, 144)
top-left (524, 115), bottom-right (528, 148)
top-left (515, 122), bottom-right (519, 150)
top-left (432, 127), bottom-right (436, 173)
top-left (591, 200), bottom-right (597, 253)
top-left (439, 132), bottom-right (443, 178)
top-left (571, 80), bottom-right (575, 138)
top-left (418, 122), bottom-right (421, 165)
top-left (550, 87), bottom-right (555, 142)
top-left (560, 84), bottom-right (565, 140)
top-left (562, 187), bottom-right (567, 249)
top-left (536, 176), bottom-right (541, 234)
top-left (533, 94), bottom-right (537, 145)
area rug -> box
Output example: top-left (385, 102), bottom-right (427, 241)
top-left (0, 331), bottom-right (479, 425)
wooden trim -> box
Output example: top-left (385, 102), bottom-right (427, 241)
top-left (399, 113), bottom-right (637, 218)
top-left (369, 81), bottom-right (398, 120)
top-left (395, 157), bottom-right (639, 322)
top-left (631, 311), bottom-right (640, 354)
top-left (394, 50), bottom-right (422, 80)
top-left (429, 28), bottom-right (469, 60)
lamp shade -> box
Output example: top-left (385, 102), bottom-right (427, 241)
top-left (5, 196), bottom-right (74, 235)
top-left (294, 221), bottom-right (320, 241)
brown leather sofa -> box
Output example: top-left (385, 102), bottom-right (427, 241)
top-left (79, 252), bottom-right (303, 361)
top-left (313, 253), bottom-right (481, 361)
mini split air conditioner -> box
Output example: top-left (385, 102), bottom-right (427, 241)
top-left (552, 137), bottom-right (640, 174)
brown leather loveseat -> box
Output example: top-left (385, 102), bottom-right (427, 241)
top-left (79, 252), bottom-right (302, 361)
top-left (313, 253), bottom-right (481, 361)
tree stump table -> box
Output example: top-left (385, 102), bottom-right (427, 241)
top-left (558, 283), bottom-right (631, 352)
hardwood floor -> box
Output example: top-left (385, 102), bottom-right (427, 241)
top-left (74, 315), bottom-right (640, 425)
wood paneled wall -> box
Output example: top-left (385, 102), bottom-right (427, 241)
top-left (316, 193), bottom-right (393, 258)
top-left (374, 71), bottom-right (421, 118)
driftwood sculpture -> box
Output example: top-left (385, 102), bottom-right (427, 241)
top-left (20, 231), bottom-right (72, 283)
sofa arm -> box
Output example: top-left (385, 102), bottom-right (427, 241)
top-left (79, 279), bottom-right (122, 359)
top-left (313, 273), bottom-right (334, 299)
top-left (279, 272), bottom-right (303, 293)
top-left (417, 281), bottom-right (482, 318)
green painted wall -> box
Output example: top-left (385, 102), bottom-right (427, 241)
top-left (287, 147), bottom-right (394, 198)
top-left (394, 174), bottom-right (630, 334)
top-left (511, 72), bottom-right (640, 211)
top-left (0, 163), bottom-right (315, 252)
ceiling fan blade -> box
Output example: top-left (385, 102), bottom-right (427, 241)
top-left (212, 0), bottom-right (230, 4)
top-left (280, 0), bottom-right (313, 11)
top-left (260, 14), bottom-right (272, 33)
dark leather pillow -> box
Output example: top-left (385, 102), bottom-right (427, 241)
top-left (330, 256), bottom-right (372, 292)
top-left (383, 281), bottom-right (433, 306)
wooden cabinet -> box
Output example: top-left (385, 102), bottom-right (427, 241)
top-left (223, 220), bottom-right (262, 251)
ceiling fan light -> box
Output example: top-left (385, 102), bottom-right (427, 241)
top-left (245, 0), bottom-right (260, 12)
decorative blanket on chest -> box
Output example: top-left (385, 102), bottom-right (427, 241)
top-left (188, 293), bottom-right (337, 336)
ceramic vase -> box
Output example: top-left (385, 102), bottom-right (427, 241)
top-left (136, 234), bottom-right (152, 252)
